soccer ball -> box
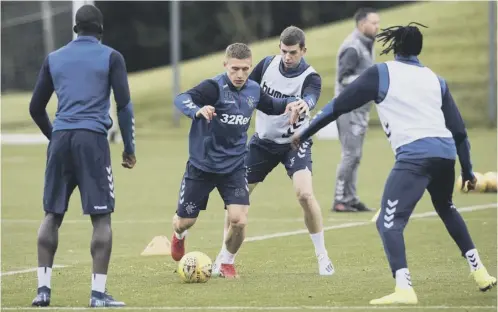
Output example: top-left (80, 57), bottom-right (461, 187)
top-left (456, 172), bottom-right (487, 193)
top-left (484, 171), bottom-right (497, 192)
top-left (177, 251), bottom-right (212, 283)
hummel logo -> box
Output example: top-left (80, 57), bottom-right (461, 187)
top-left (282, 115), bottom-right (306, 138)
top-left (106, 166), bottom-right (115, 199)
top-left (383, 198), bottom-right (398, 229)
top-left (469, 254), bottom-right (479, 268)
top-left (384, 122), bottom-right (391, 139)
top-left (297, 141), bottom-right (309, 158)
top-left (179, 179), bottom-right (186, 204)
top-left (405, 272), bottom-right (412, 286)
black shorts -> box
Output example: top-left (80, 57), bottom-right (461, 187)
top-left (43, 130), bottom-right (115, 215)
top-left (176, 161), bottom-right (249, 218)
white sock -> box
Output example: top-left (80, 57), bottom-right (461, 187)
top-left (91, 274), bottom-right (107, 293)
top-left (310, 231), bottom-right (327, 256)
top-left (37, 267), bottom-right (52, 289)
top-left (174, 230), bottom-right (187, 239)
top-left (221, 228), bottom-right (228, 250)
top-left (395, 268), bottom-right (413, 289)
top-left (465, 249), bottom-right (483, 271)
top-left (221, 248), bottom-right (236, 264)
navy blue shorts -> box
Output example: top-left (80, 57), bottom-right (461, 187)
top-left (176, 161), bottom-right (249, 218)
top-left (43, 130), bottom-right (115, 215)
top-left (245, 135), bottom-right (313, 184)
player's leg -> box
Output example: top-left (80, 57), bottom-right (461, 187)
top-left (216, 168), bottom-right (251, 278)
top-left (284, 140), bottom-right (334, 276)
top-left (333, 112), bottom-right (371, 212)
top-left (427, 159), bottom-right (496, 291)
top-left (370, 160), bottom-right (430, 305)
top-left (171, 161), bottom-right (214, 261)
top-left (215, 140), bottom-right (279, 273)
top-left (71, 130), bottom-right (124, 307)
top-left (333, 113), bottom-right (359, 211)
top-left (32, 131), bottom-right (76, 307)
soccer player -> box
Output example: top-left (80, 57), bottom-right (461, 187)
top-left (332, 7), bottom-right (380, 212)
top-left (213, 26), bottom-right (334, 277)
top-left (29, 5), bottom-right (135, 307)
top-left (291, 23), bottom-right (497, 305)
top-left (170, 43), bottom-right (305, 278)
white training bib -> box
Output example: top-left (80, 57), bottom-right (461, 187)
top-left (255, 55), bottom-right (317, 144)
top-left (376, 61), bottom-right (453, 153)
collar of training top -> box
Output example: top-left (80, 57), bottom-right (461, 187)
top-left (223, 73), bottom-right (248, 91)
top-left (74, 35), bottom-right (100, 43)
top-left (395, 55), bottom-right (423, 67)
top-left (278, 57), bottom-right (309, 78)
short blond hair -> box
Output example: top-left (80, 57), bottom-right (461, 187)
top-left (225, 43), bottom-right (252, 59)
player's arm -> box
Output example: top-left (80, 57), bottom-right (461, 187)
top-left (174, 79), bottom-right (219, 119)
top-left (110, 51), bottom-right (136, 161)
top-left (338, 47), bottom-right (360, 85)
top-left (256, 88), bottom-right (298, 115)
top-left (439, 78), bottom-right (473, 181)
top-left (29, 56), bottom-right (54, 140)
top-left (249, 56), bottom-right (273, 84)
top-left (298, 64), bottom-right (380, 142)
top-left (301, 73), bottom-right (321, 111)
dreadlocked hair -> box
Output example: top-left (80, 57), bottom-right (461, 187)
top-left (376, 22), bottom-right (428, 56)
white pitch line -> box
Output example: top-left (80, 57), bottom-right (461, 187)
top-left (247, 203), bottom-right (497, 242)
top-left (2, 203), bottom-right (496, 277)
top-left (0, 218), bottom-right (361, 224)
top-left (1, 306), bottom-right (496, 311)
top-left (1, 264), bottom-right (67, 276)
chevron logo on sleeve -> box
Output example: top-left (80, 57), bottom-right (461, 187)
top-left (383, 199), bottom-right (398, 228)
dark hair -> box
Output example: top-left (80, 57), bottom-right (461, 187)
top-left (73, 4), bottom-right (103, 35)
top-left (376, 22), bottom-right (428, 56)
top-left (354, 7), bottom-right (377, 25)
top-left (280, 26), bottom-right (306, 49)
top-left (225, 43), bottom-right (252, 59)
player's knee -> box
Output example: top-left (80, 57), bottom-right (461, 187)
top-left (296, 188), bottom-right (314, 205)
top-left (37, 213), bottom-right (62, 249)
top-left (351, 151), bottom-right (362, 165)
top-left (228, 212), bottom-right (248, 229)
top-left (433, 200), bottom-right (455, 218)
top-left (91, 215), bottom-right (112, 248)
top-left (37, 229), bottom-right (57, 250)
top-left (376, 214), bottom-right (395, 234)
top-left (342, 151), bottom-right (361, 166)
top-left (173, 214), bottom-right (196, 232)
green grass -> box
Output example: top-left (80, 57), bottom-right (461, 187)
top-left (1, 128), bottom-right (497, 311)
top-left (1, 1), bottom-right (493, 135)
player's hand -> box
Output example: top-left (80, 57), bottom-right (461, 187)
top-left (293, 99), bottom-right (310, 115)
top-left (122, 152), bottom-right (136, 169)
top-left (290, 134), bottom-right (301, 151)
top-left (286, 99), bottom-right (309, 124)
top-left (462, 172), bottom-right (476, 192)
top-left (195, 105), bottom-right (217, 122)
